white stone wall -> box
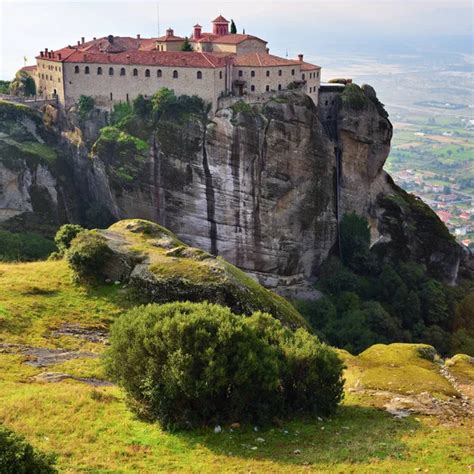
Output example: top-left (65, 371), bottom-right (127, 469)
top-left (63, 62), bottom-right (227, 110)
top-left (35, 59), bottom-right (65, 102)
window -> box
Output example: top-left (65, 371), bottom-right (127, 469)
top-left (317, 71), bottom-right (319, 78)
top-left (302, 73), bottom-right (305, 80)
top-left (219, 71), bottom-right (223, 79)
top-left (126, 93), bottom-right (129, 102)
top-left (41, 74), bottom-right (44, 79)
top-left (238, 70), bottom-right (243, 77)
top-left (50, 75), bottom-right (53, 80)
top-left (120, 68), bottom-right (126, 76)
top-left (74, 65), bottom-right (79, 74)
top-left (331, 100), bottom-right (335, 105)
top-left (325, 100), bottom-right (328, 106)
top-left (109, 67), bottom-right (114, 76)
top-left (251, 85), bottom-right (255, 92)
top-left (110, 92), bottom-right (113, 100)
top-left (278, 69), bottom-right (282, 76)
top-left (85, 66), bottom-right (90, 74)
top-left (133, 68), bottom-right (138, 76)
top-left (197, 71), bottom-right (202, 79)
top-left (265, 85), bottom-right (270, 91)
top-left (55, 66), bottom-right (58, 71)
top-left (291, 69), bottom-right (295, 76)
top-left (97, 67), bottom-right (102, 75)
top-left (157, 69), bottom-right (162, 77)
top-left (251, 70), bottom-right (255, 77)
top-left (59, 67), bottom-right (61, 72)
top-left (173, 70), bottom-right (178, 78)
top-left (266, 70), bottom-right (270, 77)
top-left (278, 84), bottom-right (282, 90)
top-left (145, 69), bottom-right (150, 77)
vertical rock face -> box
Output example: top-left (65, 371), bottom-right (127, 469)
top-left (0, 91), bottom-right (469, 291)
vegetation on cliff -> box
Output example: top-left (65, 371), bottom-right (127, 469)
top-left (297, 213), bottom-right (474, 356)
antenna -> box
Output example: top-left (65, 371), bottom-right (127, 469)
top-left (157, 3), bottom-right (160, 37)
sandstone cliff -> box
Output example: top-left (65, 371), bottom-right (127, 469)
top-left (0, 89), bottom-right (469, 294)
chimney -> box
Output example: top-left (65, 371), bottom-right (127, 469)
top-left (298, 54), bottom-right (304, 62)
top-left (266, 47), bottom-right (270, 54)
top-left (45, 48), bottom-right (48, 54)
top-left (40, 51), bottom-right (44, 57)
top-left (193, 24), bottom-right (202, 39)
top-left (93, 37), bottom-right (96, 40)
top-left (137, 34), bottom-right (141, 39)
top-left (81, 37), bottom-right (85, 44)
top-left (166, 27), bottom-right (174, 37)
top-left (77, 40), bottom-right (80, 46)
top-left (48, 52), bottom-right (52, 58)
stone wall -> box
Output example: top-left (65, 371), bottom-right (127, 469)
top-left (35, 59), bottom-right (65, 103)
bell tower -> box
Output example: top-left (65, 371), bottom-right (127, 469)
top-left (212, 15), bottom-right (229, 36)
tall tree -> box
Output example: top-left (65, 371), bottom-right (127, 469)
top-left (181, 37), bottom-right (193, 52)
top-left (230, 20), bottom-right (237, 34)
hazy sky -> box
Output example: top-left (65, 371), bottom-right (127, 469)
top-left (0, 0), bottom-right (473, 79)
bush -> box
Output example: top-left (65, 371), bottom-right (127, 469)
top-left (341, 84), bottom-right (367, 111)
top-left (0, 229), bottom-right (56, 262)
top-left (9, 70), bottom-right (36, 97)
top-left (110, 102), bottom-right (133, 125)
top-left (77, 95), bottom-right (94, 119)
top-left (66, 231), bottom-right (112, 281)
top-left (105, 302), bottom-right (344, 429)
top-left (0, 424), bottom-right (57, 473)
top-left (54, 224), bottom-right (84, 254)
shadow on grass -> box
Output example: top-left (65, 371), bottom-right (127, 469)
top-left (171, 403), bottom-right (420, 467)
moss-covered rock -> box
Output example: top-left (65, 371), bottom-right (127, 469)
top-left (67, 219), bottom-right (308, 329)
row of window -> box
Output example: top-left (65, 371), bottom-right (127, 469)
top-left (42, 63), bottom-right (61, 72)
top-left (74, 65), bottom-right (211, 79)
top-left (248, 84), bottom-right (317, 93)
top-left (237, 69), bottom-right (320, 79)
top-left (41, 74), bottom-right (60, 82)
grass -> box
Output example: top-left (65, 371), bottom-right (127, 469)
top-left (0, 260), bottom-right (473, 472)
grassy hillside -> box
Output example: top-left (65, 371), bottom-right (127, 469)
top-left (0, 260), bottom-right (473, 472)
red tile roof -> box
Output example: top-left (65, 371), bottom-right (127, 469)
top-left (233, 53), bottom-right (300, 67)
top-left (212, 15), bottom-right (229, 23)
top-left (193, 33), bottom-right (266, 45)
top-left (300, 62), bottom-right (321, 71)
top-left (155, 34), bottom-right (184, 42)
top-left (21, 65), bottom-right (37, 72)
top-left (45, 50), bottom-right (229, 68)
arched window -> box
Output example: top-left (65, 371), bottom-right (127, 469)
top-left (197, 71), bottom-right (202, 79)
top-left (120, 68), bottom-right (126, 76)
top-left (157, 69), bottom-right (162, 77)
top-left (219, 71), bottom-right (223, 79)
top-left (145, 69), bottom-right (150, 77)
top-left (238, 70), bottom-right (243, 77)
top-left (74, 65), bottom-right (79, 74)
top-left (97, 67), bottom-right (102, 75)
top-left (278, 70), bottom-right (282, 76)
top-left (265, 85), bottom-right (270, 92)
top-left (173, 70), bottom-right (178, 78)
top-left (291, 69), bottom-right (295, 76)
top-left (302, 74), bottom-right (306, 80)
top-left (109, 67), bottom-right (114, 76)
top-left (251, 85), bottom-right (255, 92)
top-left (133, 68), bottom-right (138, 76)
top-left (266, 70), bottom-right (270, 77)
top-left (85, 66), bottom-right (90, 74)
top-left (251, 70), bottom-right (255, 77)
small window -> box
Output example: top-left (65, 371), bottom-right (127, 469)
top-left (173, 70), bottom-right (178, 78)
top-left (50, 75), bottom-right (53, 80)
top-left (265, 85), bottom-right (270, 92)
top-left (238, 70), bottom-right (243, 77)
top-left (110, 92), bottom-right (113, 100)
top-left (133, 68), bottom-right (138, 76)
top-left (85, 66), bottom-right (90, 74)
top-left (58, 78), bottom-right (61, 83)
top-left (74, 65), bottom-right (79, 74)
top-left (157, 69), bottom-right (162, 77)
top-left (278, 84), bottom-right (282, 91)
top-left (145, 69), bottom-right (150, 77)
top-left (317, 71), bottom-right (319, 78)
top-left (331, 100), bottom-right (335, 105)
top-left (325, 100), bottom-right (328, 106)
top-left (266, 70), bottom-right (270, 77)
top-left (251, 85), bottom-right (255, 92)
top-left (278, 69), bottom-right (282, 76)
top-left (97, 67), bottom-right (102, 75)
top-left (109, 67), bottom-right (114, 76)
top-left (219, 71), bottom-right (223, 79)
top-left (197, 71), bottom-right (202, 79)
top-left (251, 70), bottom-right (255, 77)
top-left (59, 67), bottom-right (61, 72)
top-left (41, 74), bottom-right (44, 79)
top-left (302, 73), bottom-right (305, 80)
top-left (55, 66), bottom-right (58, 71)
top-left (291, 69), bottom-right (295, 76)
top-left (126, 93), bottom-right (129, 102)
top-left (120, 67), bottom-right (126, 76)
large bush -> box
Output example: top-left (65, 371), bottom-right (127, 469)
top-left (0, 424), bottom-right (57, 473)
top-left (54, 224), bottom-right (84, 254)
top-left (105, 302), bottom-right (344, 429)
top-left (66, 231), bottom-right (112, 280)
top-left (0, 229), bottom-right (56, 262)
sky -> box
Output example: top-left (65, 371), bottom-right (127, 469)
top-left (0, 0), bottom-right (473, 80)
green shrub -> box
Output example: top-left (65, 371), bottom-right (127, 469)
top-left (77, 95), bottom-right (94, 119)
top-left (66, 231), bottom-right (112, 281)
top-left (54, 224), bottom-right (84, 254)
top-left (105, 302), bottom-right (344, 429)
top-left (0, 80), bottom-right (10, 94)
top-left (231, 100), bottom-right (254, 115)
top-left (9, 70), bottom-right (36, 97)
top-left (0, 424), bottom-right (57, 473)
top-left (0, 229), bottom-right (56, 262)
top-left (341, 84), bottom-right (367, 111)
top-left (110, 102), bottom-right (133, 125)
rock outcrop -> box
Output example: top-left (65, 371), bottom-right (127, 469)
top-left (0, 89), bottom-right (469, 293)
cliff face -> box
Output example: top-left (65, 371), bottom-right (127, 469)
top-left (0, 90), bottom-right (469, 293)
